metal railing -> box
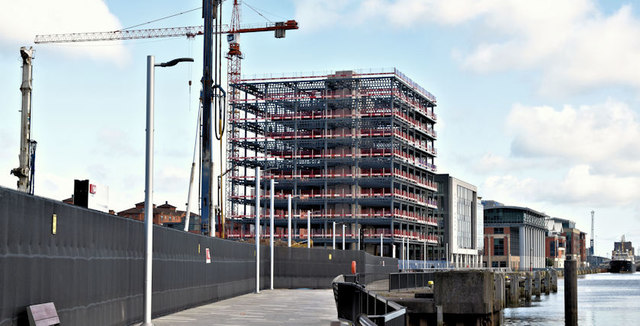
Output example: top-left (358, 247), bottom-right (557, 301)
top-left (389, 272), bottom-right (435, 291)
top-left (332, 275), bottom-right (406, 326)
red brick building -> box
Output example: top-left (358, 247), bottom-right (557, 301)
top-left (549, 217), bottom-right (587, 266)
top-left (484, 226), bottom-right (520, 268)
top-left (118, 201), bottom-right (198, 230)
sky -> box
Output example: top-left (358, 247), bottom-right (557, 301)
top-left (1, 0), bottom-right (639, 257)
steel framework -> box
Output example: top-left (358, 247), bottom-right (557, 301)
top-left (226, 69), bottom-right (439, 259)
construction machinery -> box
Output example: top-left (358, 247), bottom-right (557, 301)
top-left (11, 47), bottom-right (37, 195)
top-left (34, 2), bottom-right (298, 236)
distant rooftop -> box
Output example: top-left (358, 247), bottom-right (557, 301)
top-left (485, 205), bottom-right (548, 218)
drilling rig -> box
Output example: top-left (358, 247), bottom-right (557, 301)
top-left (11, 47), bottom-right (37, 195)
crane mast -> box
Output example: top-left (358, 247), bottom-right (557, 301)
top-left (200, 0), bottom-right (219, 236)
top-left (11, 47), bottom-right (37, 194)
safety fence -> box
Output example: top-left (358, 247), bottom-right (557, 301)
top-left (0, 186), bottom-right (397, 326)
top-left (389, 272), bottom-right (436, 291)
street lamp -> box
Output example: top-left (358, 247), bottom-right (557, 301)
top-left (144, 55), bottom-right (193, 326)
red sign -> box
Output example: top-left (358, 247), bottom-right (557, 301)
top-left (89, 184), bottom-right (96, 194)
top-left (205, 248), bottom-right (211, 264)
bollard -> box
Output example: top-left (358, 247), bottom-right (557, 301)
top-left (551, 269), bottom-right (558, 292)
top-left (524, 272), bottom-right (532, 302)
top-left (533, 271), bottom-right (541, 297)
top-left (351, 261), bottom-right (357, 274)
top-left (564, 256), bottom-right (578, 326)
top-left (544, 271), bottom-right (551, 295)
top-left (508, 274), bottom-right (519, 307)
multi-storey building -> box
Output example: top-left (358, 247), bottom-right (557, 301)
top-left (434, 174), bottom-right (482, 267)
top-left (552, 217), bottom-right (587, 265)
top-left (226, 69), bottom-right (438, 259)
top-left (484, 204), bottom-right (547, 269)
top-left (545, 218), bottom-right (566, 268)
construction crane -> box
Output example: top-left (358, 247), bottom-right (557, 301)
top-left (33, 22), bottom-right (298, 44)
top-left (34, 4), bottom-right (298, 236)
top-left (11, 47), bottom-right (37, 195)
top-left (219, 0), bottom-right (296, 238)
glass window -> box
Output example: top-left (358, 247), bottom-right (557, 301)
top-left (494, 238), bottom-right (505, 256)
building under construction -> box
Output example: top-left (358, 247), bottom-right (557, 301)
top-left (226, 69), bottom-right (438, 259)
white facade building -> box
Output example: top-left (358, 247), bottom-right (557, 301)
top-left (435, 174), bottom-right (482, 268)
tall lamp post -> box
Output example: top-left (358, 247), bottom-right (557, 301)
top-left (144, 55), bottom-right (193, 326)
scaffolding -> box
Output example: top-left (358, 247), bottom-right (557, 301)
top-left (226, 69), bottom-right (439, 259)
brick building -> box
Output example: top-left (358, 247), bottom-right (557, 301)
top-left (118, 201), bottom-right (200, 232)
top-left (551, 217), bottom-right (587, 265)
top-left (483, 204), bottom-right (547, 270)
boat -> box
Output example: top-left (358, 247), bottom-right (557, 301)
top-left (609, 235), bottom-right (635, 273)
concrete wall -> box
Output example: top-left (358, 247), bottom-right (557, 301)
top-left (0, 186), bottom-right (396, 326)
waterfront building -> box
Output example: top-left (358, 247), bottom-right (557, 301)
top-left (551, 217), bottom-right (587, 265)
top-left (483, 204), bottom-right (547, 269)
top-left (434, 174), bottom-right (483, 268)
top-left (226, 69), bottom-right (439, 259)
top-left (477, 197), bottom-right (485, 255)
top-left (545, 218), bottom-right (566, 268)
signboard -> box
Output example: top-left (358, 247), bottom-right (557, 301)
top-left (88, 182), bottom-right (109, 212)
top-left (205, 248), bottom-right (211, 264)
top-left (73, 179), bottom-right (109, 212)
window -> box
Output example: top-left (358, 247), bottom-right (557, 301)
top-left (494, 238), bottom-right (504, 256)
top-left (494, 227), bottom-right (504, 234)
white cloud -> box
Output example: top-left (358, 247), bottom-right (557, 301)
top-left (479, 99), bottom-right (640, 208)
top-left (294, 0), bottom-right (640, 93)
top-left (556, 165), bottom-right (640, 205)
top-left (506, 100), bottom-right (640, 175)
top-left (0, 0), bottom-right (127, 64)
top-left (482, 165), bottom-right (640, 207)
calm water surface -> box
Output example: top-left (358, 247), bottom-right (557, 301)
top-left (504, 273), bottom-right (640, 325)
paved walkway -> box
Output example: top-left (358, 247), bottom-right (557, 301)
top-left (153, 289), bottom-right (341, 326)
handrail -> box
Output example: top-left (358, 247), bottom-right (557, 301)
top-left (332, 275), bottom-right (406, 326)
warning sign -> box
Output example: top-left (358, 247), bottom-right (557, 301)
top-left (205, 248), bottom-right (211, 264)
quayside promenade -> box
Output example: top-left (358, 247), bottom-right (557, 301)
top-left (152, 289), bottom-right (339, 326)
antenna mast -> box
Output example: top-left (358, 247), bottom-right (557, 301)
top-left (590, 210), bottom-right (595, 256)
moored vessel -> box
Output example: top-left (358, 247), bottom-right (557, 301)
top-left (609, 235), bottom-right (635, 273)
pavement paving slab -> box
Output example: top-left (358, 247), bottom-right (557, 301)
top-left (152, 289), bottom-right (343, 326)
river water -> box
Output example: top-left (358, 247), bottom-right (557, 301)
top-left (503, 272), bottom-right (640, 325)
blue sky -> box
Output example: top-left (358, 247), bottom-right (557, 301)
top-left (1, 0), bottom-right (639, 256)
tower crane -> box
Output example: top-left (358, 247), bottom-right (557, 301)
top-left (34, 4), bottom-right (298, 236)
top-left (34, 22), bottom-right (298, 44)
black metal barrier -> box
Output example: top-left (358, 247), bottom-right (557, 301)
top-left (389, 272), bottom-right (436, 291)
top-left (0, 186), bottom-right (398, 325)
top-left (332, 275), bottom-right (406, 326)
